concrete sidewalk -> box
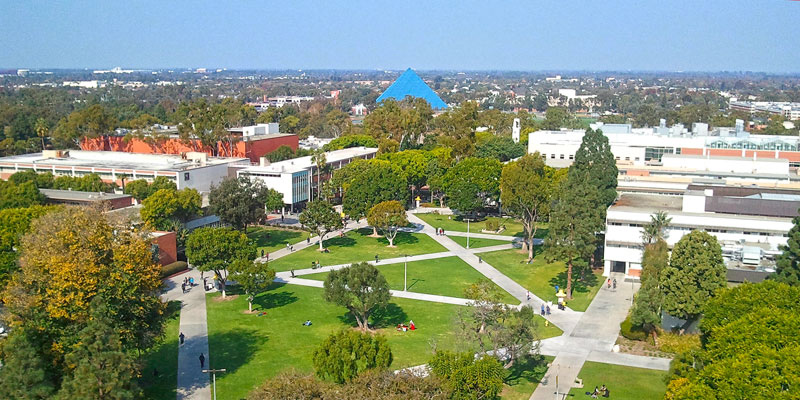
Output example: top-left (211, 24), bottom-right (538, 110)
top-left (163, 269), bottom-right (211, 400)
top-left (257, 219), bottom-right (368, 263)
top-left (276, 251), bottom-right (454, 278)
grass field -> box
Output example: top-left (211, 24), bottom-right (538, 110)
top-left (138, 301), bottom-right (181, 400)
top-left (567, 361), bottom-right (668, 400)
top-left (302, 256), bottom-right (519, 304)
top-left (247, 226), bottom-right (307, 255)
top-left (416, 213), bottom-right (526, 237)
top-left (267, 228), bottom-right (447, 272)
top-left (501, 355), bottom-right (555, 400)
top-left (448, 235), bottom-right (512, 249)
top-left (480, 249), bottom-right (602, 312)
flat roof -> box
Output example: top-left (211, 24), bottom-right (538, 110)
top-left (610, 193), bottom-right (793, 223)
top-left (661, 154), bottom-right (788, 164)
top-left (240, 147), bottom-right (377, 174)
top-left (0, 150), bottom-right (248, 172)
top-left (40, 188), bottom-right (131, 201)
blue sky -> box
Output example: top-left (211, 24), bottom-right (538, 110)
top-left (2, 0), bottom-right (799, 72)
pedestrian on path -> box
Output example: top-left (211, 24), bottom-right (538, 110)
top-left (307, 236), bottom-right (310, 244)
top-left (199, 353), bottom-right (205, 369)
top-left (607, 278), bottom-right (611, 289)
top-left (375, 254), bottom-right (379, 264)
top-left (546, 304), bottom-right (551, 315)
top-left (540, 304), bottom-right (545, 315)
top-left (181, 283), bottom-right (186, 294)
top-left (179, 332), bottom-right (185, 345)
top-left (612, 279), bottom-right (617, 290)
top-left (526, 291), bottom-right (531, 301)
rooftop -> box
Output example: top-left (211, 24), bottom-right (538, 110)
top-left (40, 188), bottom-right (131, 201)
top-left (0, 150), bottom-right (248, 171)
top-left (240, 147), bottom-right (377, 174)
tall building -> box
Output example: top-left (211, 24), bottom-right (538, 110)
top-left (376, 68), bottom-right (448, 110)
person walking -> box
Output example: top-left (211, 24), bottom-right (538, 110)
top-left (181, 282), bottom-right (186, 294)
top-left (526, 291), bottom-right (531, 301)
top-left (307, 236), bottom-right (310, 244)
top-left (199, 353), bottom-right (205, 369)
top-left (612, 278), bottom-right (617, 290)
top-left (179, 332), bottom-right (185, 345)
top-left (546, 304), bottom-right (551, 315)
top-left (540, 304), bottom-right (545, 315)
top-left (607, 278), bottom-right (611, 289)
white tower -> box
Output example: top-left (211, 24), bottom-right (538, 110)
top-left (512, 118), bottom-right (521, 143)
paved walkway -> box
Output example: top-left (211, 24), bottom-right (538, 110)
top-left (275, 251), bottom-right (454, 278)
top-left (163, 269), bottom-right (211, 400)
top-left (256, 219), bottom-right (368, 263)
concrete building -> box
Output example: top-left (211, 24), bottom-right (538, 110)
top-left (529, 122), bottom-right (800, 168)
top-left (237, 147), bottom-right (378, 211)
top-left (81, 123), bottom-right (298, 163)
top-left (604, 187), bottom-right (796, 279)
top-left (0, 150), bottom-right (248, 193)
top-left (39, 188), bottom-right (133, 210)
top-left (730, 100), bottom-right (800, 120)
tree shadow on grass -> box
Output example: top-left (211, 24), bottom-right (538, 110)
top-left (336, 303), bottom-right (409, 329)
top-left (321, 236), bottom-right (357, 248)
top-left (138, 301), bottom-right (182, 400)
top-left (207, 328), bottom-right (268, 376)
top-left (248, 227), bottom-right (304, 248)
top-left (383, 232), bottom-right (419, 246)
top-left (548, 267), bottom-right (600, 295)
top-left (252, 286), bottom-right (298, 311)
top-left (504, 354), bottom-right (549, 387)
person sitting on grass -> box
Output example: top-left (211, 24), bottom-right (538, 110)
top-left (303, 320), bottom-right (312, 326)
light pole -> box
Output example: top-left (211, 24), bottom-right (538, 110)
top-left (465, 218), bottom-right (472, 249)
top-left (404, 254), bottom-right (408, 291)
top-left (202, 368), bottom-right (227, 400)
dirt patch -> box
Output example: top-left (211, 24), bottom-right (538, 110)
top-left (212, 294), bottom-right (239, 303)
top-left (615, 335), bottom-right (674, 359)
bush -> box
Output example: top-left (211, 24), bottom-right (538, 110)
top-left (160, 261), bottom-right (188, 278)
top-left (484, 219), bottom-right (500, 231)
top-left (620, 314), bottom-right (647, 341)
top-left (657, 332), bottom-right (701, 354)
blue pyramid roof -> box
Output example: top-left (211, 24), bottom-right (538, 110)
top-left (376, 68), bottom-right (448, 109)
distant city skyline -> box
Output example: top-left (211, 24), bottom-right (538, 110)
top-left (2, 0), bottom-right (800, 73)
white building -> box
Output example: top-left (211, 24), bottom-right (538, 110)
top-left (730, 101), bottom-right (800, 120)
top-left (0, 150), bottom-right (248, 193)
top-left (237, 147), bottom-right (377, 211)
top-left (604, 188), bottom-right (795, 278)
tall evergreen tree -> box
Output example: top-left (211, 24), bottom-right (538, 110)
top-left (661, 230), bottom-right (726, 322)
top-left (572, 128), bottom-right (618, 210)
top-left (545, 168), bottom-right (604, 299)
top-left (772, 212), bottom-right (800, 286)
top-left (631, 240), bottom-right (669, 338)
top-left (0, 329), bottom-right (56, 400)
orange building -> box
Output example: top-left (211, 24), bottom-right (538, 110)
top-left (81, 132), bottom-right (298, 163)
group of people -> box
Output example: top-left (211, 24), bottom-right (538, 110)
top-left (435, 227), bottom-right (445, 236)
top-left (181, 276), bottom-right (195, 294)
top-left (589, 384), bottom-right (609, 398)
top-left (396, 320), bottom-right (416, 332)
top-left (540, 303), bottom-right (552, 316)
top-left (606, 278), bottom-right (617, 290)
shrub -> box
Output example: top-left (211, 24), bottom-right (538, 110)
top-left (658, 332), bottom-right (701, 354)
top-left (620, 314), bottom-right (647, 341)
top-left (160, 261), bottom-right (188, 278)
top-left (484, 219), bottom-right (500, 231)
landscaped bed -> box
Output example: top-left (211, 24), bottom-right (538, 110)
top-left (566, 361), bottom-right (668, 400)
top-left (415, 213), bottom-right (527, 237)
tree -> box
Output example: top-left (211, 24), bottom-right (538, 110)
top-left (322, 262), bottom-right (391, 331)
top-left (500, 153), bottom-right (565, 260)
top-left (140, 188), bottom-right (201, 231)
top-left (312, 329), bottom-right (393, 384)
top-left (441, 157), bottom-right (502, 214)
top-left (665, 282), bottom-right (800, 400)
top-left (772, 211), bottom-right (800, 286)
top-left (311, 150), bottom-right (328, 199)
top-left (429, 351), bottom-right (504, 400)
top-left (641, 211), bottom-right (672, 244)
top-left (340, 160), bottom-right (408, 221)
top-left (229, 260), bottom-right (275, 312)
top-left (379, 150), bottom-right (434, 198)
top-left (661, 230), bottom-right (726, 322)
top-left (263, 188), bottom-right (284, 214)
top-left (0, 205), bottom-right (59, 287)
top-left (266, 145), bottom-right (295, 162)
top-left (209, 176), bottom-right (271, 232)
top-left (34, 118), bottom-right (49, 150)
top-left (2, 207), bottom-right (165, 376)
top-left (545, 168), bottom-right (603, 299)
top-left (299, 200), bottom-right (343, 251)
top-left (123, 179), bottom-right (150, 202)
top-left (367, 201), bottom-right (408, 247)
top-left (57, 301), bottom-right (139, 400)
top-left (323, 134), bottom-right (378, 151)
top-left (572, 128), bottom-right (618, 211)
top-left (631, 240), bottom-right (668, 339)
top-left (186, 227), bottom-right (256, 297)
top-left (0, 180), bottom-right (45, 210)
top-left (0, 329), bottom-right (56, 400)
top-left (475, 136), bottom-right (526, 161)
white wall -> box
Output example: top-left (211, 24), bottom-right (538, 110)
top-left (176, 163), bottom-right (233, 193)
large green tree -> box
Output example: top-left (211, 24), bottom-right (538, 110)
top-left (661, 230), bottom-right (726, 322)
top-left (299, 200), bottom-right (343, 251)
top-left (209, 176), bottom-right (273, 232)
top-left (186, 227), bottom-right (256, 297)
top-left (0, 328), bottom-right (56, 400)
top-left (229, 259), bottom-right (275, 313)
top-left (312, 329), bottom-right (393, 384)
top-left (429, 351), bottom-right (504, 400)
top-left (340, 160), bottom-right (408, 221)
top-left (140, 188), bottom-right (201, 231)
top-left (572, 128), bottom-right (618, 210)
top-left (475, 136), bottom-right (526, 161)
top-left (441, 157), bottom-right (502, 214)
top-left (773, 211), bottom-right (800, 286)
top-left (0, 180), bottom-right (45, 210)
top-left (545, 168), bottom-right (604, 299)
top-left (631, 240), bottom-right (669, 338)
top-left (500, 153), bottom-right (566, 260)
top-left (323, 262), bottom-right (391, 331)
top-left (366, 200), bottom-right (408, 247)
top-left (0, 205), bottom-right (59, 287)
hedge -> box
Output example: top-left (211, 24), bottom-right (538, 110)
top-left (160, 261), bottom-right (188, 279)
top-left (620, 314), bottom-right (647, 341)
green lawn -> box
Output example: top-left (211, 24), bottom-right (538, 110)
top-left (247, 226), bottom-right (307, 255)
top-left (267, 228), bottom-right (447, 272)
top-left (448, 235), bottom-right (512, 249)
top-left (480, 249), bottom-right (602, 312)
top-left (206, 284), bottom-right (471, 400)
top-left (302, 256), bottom-right (519, 304)
top-left (502, 355), bottom-right (555, 400)
top-left (416, 213), bottom-right (527, 237)
top-left (138, 301), bottom-right (181, 400)
top-left (567, 361), bottom-right (668, 400)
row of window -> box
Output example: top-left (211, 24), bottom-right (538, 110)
top-left (608, 221), bottom-right (787, 237)
top-left (708, 140), bottom-right (798, 151)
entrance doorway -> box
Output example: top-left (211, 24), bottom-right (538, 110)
top-left (611, 261), bottom-right (626, 273)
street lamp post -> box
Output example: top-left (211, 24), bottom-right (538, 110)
top-left (202, 368), bottom-right (227, 400)
top-left (404, 254), bottom-right (408, 291)
top-left (465, 218), bottom-right (472, 249)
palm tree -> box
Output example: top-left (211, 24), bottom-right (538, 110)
top-left (641, 211), bottom-right (672, 244)
top-left (117, 173), bottom-right (130, 192)
top-left (34, 118), bottom-right (49, 151)
top-left (310, 150), bottom-right (327, 200)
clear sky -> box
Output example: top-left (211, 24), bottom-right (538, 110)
top-left (2, 0), bottom-right (799, 72)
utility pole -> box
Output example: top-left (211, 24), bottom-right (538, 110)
top-left (202, 368), bottom-right (227, 400)
top-left (465, 218), bottom-right (472, 249)
top-left (404, 254), bottom-right (408, 291)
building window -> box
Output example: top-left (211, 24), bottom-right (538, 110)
top-left (569, 154), bottom-right (574, 160)
top-left (559, 154), bottom-right (565, 159)
top-left (550, 154), bottom-right (555, 159)
top-left (184, 172), bottom-right (190, 181)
